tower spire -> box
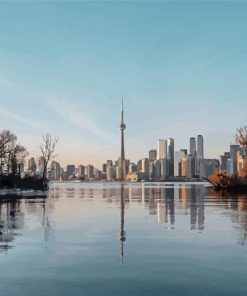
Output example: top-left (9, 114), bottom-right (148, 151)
top-left (121, 96), bottom-right (124, 123)
top-left (119, 97), bottom-right (126, 181)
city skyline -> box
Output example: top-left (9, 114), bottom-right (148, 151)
top-left (0, 2), bottom-right (247, 167)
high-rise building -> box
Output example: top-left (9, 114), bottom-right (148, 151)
top-left (115, 166), bottom-right (121, 179)
top-left (28, 157), bottom-right (36, 174)
top-left (102, 163), bottom-right (107, 173)
top-left (199, 159), bottom-right (219, 178)
top-left (129, 162), bottom-right (137, 173)
top-left (107, 166), bottom-right (114, 181)
top-left (78, 165), bottom-right (85, 177)
top-left (95, 170), bottom-right (102, 180)
top-left (167, 138), bottom-right (174, 176)
top-left (181, 156), bottom-right (196, 178)
top-left (197, 135), bottom-right (204, 159)
top-left (160, 158), bottom-right (169, 180)
top-left (38, 157), bottom-right (45, 177)
top-left (87, 164), bottom-right (94, 179)
top-left (149, 161), bottom-right (154, 179)
top-left (190, 137), bottom-right (196, 157)
top-left (119, 97), bottom-right (126, 181)
top-left (237, 151), bottom-right (247, 175)
top-left (66, 165), bottom-right (75, 178)
top-left (141, 158), bottom-right (149, 177)
top-left (137, 159), bottom-right (142, 172)
top-left (49, 161), bottom-right (61, 180)
top-left (153, 160), bottom-right (161, 180)
top-left (174, 150), bottom-right (187, 176)
top-left (149, 149), bottom-right (157, 162)
top-left (125, 159), bottom-right (130, 175)
top-left (158, 139), bottom-right (167, 160)
top-left (230, 145), bottom-right (243, 175)
top-left (220, 152), bottom-right (230, 171)
top-left (106, 160), bottom-right (113, 167)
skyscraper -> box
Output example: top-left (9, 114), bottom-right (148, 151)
top-left (197, 135), bottom-right (204, 159)
top-left (158, 139), bottom-right (167, 160)
top-left (119, 97), bottom-right (126, 181)
top-left (190, 137), bottom-right (196, 157)
top-left (66, 164), bottom-right (75, 177)
top-left (50, 161), bottom-right (61, 181)
top-left (174, 150), bottom-right (187, 176)
top-left (149, 149), bottom-right (157, 162)
top-left (78, 165), bottom-right (85, 177)
top-left (167, 138), bottom-right (174, 176)
top-left (28, 157), bottom-right (36, 174)
top-left (87, 164), bottom-right (94, 179)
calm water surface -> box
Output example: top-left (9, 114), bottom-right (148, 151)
top-left (0, 182), bottom-right (247, 296)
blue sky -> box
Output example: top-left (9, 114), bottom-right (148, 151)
top-left (0, 1), bottom-right (247, 167)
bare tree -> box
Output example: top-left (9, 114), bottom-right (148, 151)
top-left (235, 126), bottom-right (247, 156)
top-left (40, 133), bottom-right (59, 179)
top-left (0, 130), bottom-right (17, 174)
top-left (11, 145), bottom-right (29, 175)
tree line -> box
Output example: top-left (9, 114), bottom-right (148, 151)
top-left (0, 129), bottom-right (58, 179)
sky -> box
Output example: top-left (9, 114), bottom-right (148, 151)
top-left (0, 1), bottom-right (247, 168)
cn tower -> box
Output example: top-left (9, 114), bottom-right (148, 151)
top-left (119, 97), bottom-right (126, 181)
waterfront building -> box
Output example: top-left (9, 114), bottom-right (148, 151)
top-left (149, 161), bottom-right (154, 179)
top-left (237, 151), bottom-right (247, 175)
top-left (126, 171), bottom-right (146, 182)
top-left (174, 150), bottom-right (187, 176)
top-left (226, 159), bottom-right (234, 176)
top-left (116, 166), bottom-right (121, 179)
top-left (160, 158), bottom-right (169, 180)
top-left (87, 164), bottom-right (94, 180)
top-left (180, 149), bottom-right (187, 156)
top-left (158, 139), bottom-right (167, 160)
top-left (153, 160), bottom-right (161, 180)
top-left (95, 170), bottom-right (102, 180)
top-left (181, 156), bottom-right (196, 178)
top-left (49, 161), bottom-right (61, 181)
top-left (230, 145), bottom-right (244, 174)
top-left (78, 165), bottom-right (85, 177)
top-left (167, 138), bottom-right (174, 176)
top-left (66, 165), bottom-right (75, 178)
top-left (190, 137), bottom-right (196, 157)
top-left (125, 159), bottom-right (130, 175)
top-left (60, 167), bottom-right (64, 178)
top-left (119, 97), bottom-right (126, 181)
top-left (129, 162), bottom-right (137, 173)
top-left (38, 157), bottom-right (45, 177)
top-left (102, 163), bottom-right (107, 173)
top-left (28, 157), bottom-right (36, 174)
top-left (107, 166), bottom-right (114, 181)
top-left (106, 160), bottom-right (113, 167)
top-left (220, 152), bottom-right (230, 171)
top-left (197, 135), bottom-right (204, 159)
top-left (141, 158), bottom-right (149, 178)
top-left (149, 149), bottom-right (157, 162)
top-left (137, 159), bottom-right (142, 172)
top-left (199, 159), bottom-right (219, 178)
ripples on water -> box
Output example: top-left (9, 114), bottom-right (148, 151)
top-left (1, 182), bottom-right (247, 296)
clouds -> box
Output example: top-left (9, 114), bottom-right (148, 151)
top-left (0, 105), bottom-right (48, 131)
top-left (46, 96), bottom-right (118, 145)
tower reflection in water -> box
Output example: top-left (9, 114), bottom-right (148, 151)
top-left (120, 184), bottom-right (126, 264)
top-left (1, 184), bottom-right (247, 253)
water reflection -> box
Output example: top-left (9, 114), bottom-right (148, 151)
top-left (1, 183), bottom-right (247, 253)
top-left (120, 184), bottom-right (126, 264)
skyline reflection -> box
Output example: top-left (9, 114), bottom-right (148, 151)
top-left (1, 183), bottom-right (247, 253)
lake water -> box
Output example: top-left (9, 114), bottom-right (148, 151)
top-left (0, 182), bottom-right (247, 296)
